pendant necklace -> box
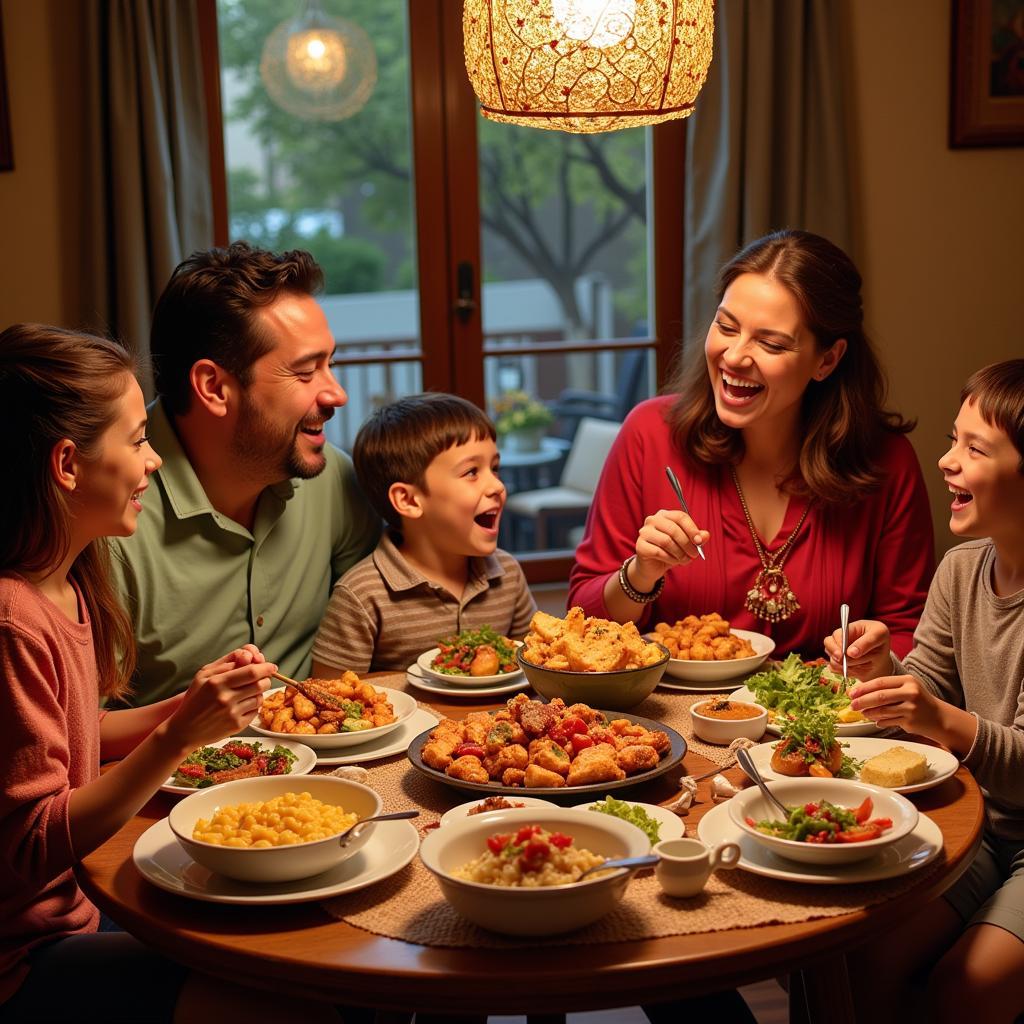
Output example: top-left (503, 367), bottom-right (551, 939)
top-left (730, 467), bottom-right (811, 624)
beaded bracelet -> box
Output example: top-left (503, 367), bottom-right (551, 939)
top-left (618, 556), bottom-right (665, 604)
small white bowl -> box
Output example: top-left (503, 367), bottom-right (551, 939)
top-left (439, 796), bottom-right (556, 828)
top-left (168, 775), bottom-right (383, 883)
top-left (416, 644), bottom-right (524, 687)
top-left (656, 629), bottom-right (775, 683)
top-left (250, 686), bottom-right (417, 749)
top-left (689, 699), bottom-right (768, 745)
top-left (419, 806), bottom-right (649, 936)
top-left (727, 777), bottom-right (919, 866)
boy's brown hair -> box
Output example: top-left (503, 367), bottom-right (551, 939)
top-left (961, 359), bottom-right (1024, 472)
top-left (353, 393), bottom-right (496, 527)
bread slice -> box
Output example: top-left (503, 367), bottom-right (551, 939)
top-left (859, 745), bottom-right (928, 788)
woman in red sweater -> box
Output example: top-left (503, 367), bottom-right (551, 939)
top-left (569, 230), bottom-right (934, 658)
top-left (0, 325), bottom-right (335, 1023)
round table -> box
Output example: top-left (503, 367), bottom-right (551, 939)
top-left (77, 688), bottom-right (983, 1022)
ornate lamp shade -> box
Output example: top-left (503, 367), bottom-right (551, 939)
top-left (260, 1), bottom-right (377, 122)
top-left (463, 0), bottom-right (715, 133)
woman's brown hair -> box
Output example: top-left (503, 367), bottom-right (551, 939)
top-left (0, 324), bottom-right (139, 699)
top-left (667, 230), bottom-right (912, 504)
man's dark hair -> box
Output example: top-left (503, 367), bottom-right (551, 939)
top-left (150, 241), bottom-right (324, 415)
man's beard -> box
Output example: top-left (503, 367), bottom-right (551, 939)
top-left (231, 395), bottom-right (329, 482)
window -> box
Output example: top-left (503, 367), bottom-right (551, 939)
top-left (203, 0), bottom-right (685, 581)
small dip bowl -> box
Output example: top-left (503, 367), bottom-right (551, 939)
top-left (690, 699), bottom-right (768, 745)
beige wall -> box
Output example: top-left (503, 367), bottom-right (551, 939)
top-left (0, 0), bottom-right (1020, 553)
top-left (843, 0), bottom-right (1024, 555)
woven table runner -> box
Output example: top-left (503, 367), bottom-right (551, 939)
top-left (317, 675), bottom-right (944, 947)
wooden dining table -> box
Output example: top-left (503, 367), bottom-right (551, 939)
top-left (77, 683), bottom-right (984, 1024)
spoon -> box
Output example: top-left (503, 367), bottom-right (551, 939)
top-left (839, 602), bottom-right (851, 682)
top-left (735, 748), bottom-right (789, 821)
top-left (577, 854), bottom-right (660, 881)
top-left (338, 810), bottom-right (419, 848)
top-left (664, 466), bottom-right (706, 561)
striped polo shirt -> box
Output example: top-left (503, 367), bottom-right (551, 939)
top-left (311, 532), bottom-right (537, 675)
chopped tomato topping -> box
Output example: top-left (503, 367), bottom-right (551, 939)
top-left (515, 825), bottom-right (543, 845)
top-left (854, 797), bottom-right (873, 824)
top-left (835, 825), bottom-right (881, 843)
top-left (455, 743), bottom-right (486, 759)
top-left (570, 733), bottom-right (594, 754)
top-left (548, 831), bottom-right (573, 849)
top-left (487, 833), bottom-right (511, 854)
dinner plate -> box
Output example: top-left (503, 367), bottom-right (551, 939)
top-left (314, 707), bottom-right (440, 766)
top-left (133, 817), bottom-right (419, 905)
top-left (438, 796), bottom-right (557, 827)
top-left (406, 708), bottom-right (687, 800)
top-left (649, 628), bottom-right (775, 685)
top-left (571, 799), bottom-right (686, 846)
top-left (160, 736), bottom-right (316, 796)
top-left (696, 801), bottom-right (942, 884)
top-left (250, 686), bottom-right (418, 749)
top-left (730, 684), bottom-right (879, 736)
top-left (415, 643), bottom-right (524, 687)
top-left (747, 736), bottom-right (960, 795)
top-left (405, 662), bottom-right (529, 698)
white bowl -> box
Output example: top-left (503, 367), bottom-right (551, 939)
top-left (439, 796), bottom-right (556, 828)
top-left (250, 686), bottom-right (417, 749)
top-left (689, 699), bottom-right (768, 745)
top-left (655, 629), bottom-right (775, 683)
top-left (168, 775), bottom-right (383, 883)
top-left (416, 644), bottom-right (524, 687)
top-left (726, 778), bottom-right (919, 866)
top-left (419, 806), bottom-right (649, 935)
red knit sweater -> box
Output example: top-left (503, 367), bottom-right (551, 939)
top-left (0, 575), bottom-right (100, 1004)
top-left (569, 396), bottom-right (935, 658)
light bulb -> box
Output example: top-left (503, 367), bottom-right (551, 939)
top-left (551, 0), bottom-right (636, 49)
top-left (286, 28), bottom-right (347, 92)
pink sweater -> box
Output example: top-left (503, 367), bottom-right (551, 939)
top-left (569, 397), bottom-right (935, 658)
top-left (0, 575), bottom-right (100, 1004)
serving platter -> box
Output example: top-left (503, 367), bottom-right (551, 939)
top-left (407, 708), bottom-right (686, 800)
top-left (747, 736), bottom-right (959, 795)
top-left (250, 686), bottom-right (417, 749)
top-left (133, 818), bottom-right (418, 905)
top-left (160, 736), bottom-right (316, 796)
top-left (730, 684), bottom-right (879, 736)
top-left (697, 801), bottom-right (942, 884)
top-left (650, 628), bottom-right (774, 687)
top-left (405, 662), bottom-right (529, 698)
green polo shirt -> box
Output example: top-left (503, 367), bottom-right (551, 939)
top-left (109, 401), bottom-right (380, 705)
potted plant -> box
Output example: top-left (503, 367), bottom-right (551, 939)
top-left (492, 391), bottom-right (554, 453)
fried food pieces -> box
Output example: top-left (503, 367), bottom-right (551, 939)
top-left (522, 608), bottom-right (664, 672)
top-left (420, 694), bottom-right (671, 789)
top-left (257, 672), bottom-right (396, 735)
top-left (651, 613), bottom-right (756, 661)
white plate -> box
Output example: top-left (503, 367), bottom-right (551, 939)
top-left (730, 684), bottom-right (879, 736)
top-left (439, 796), bottom-right (557, 827)
top-left (572, 800), bottom-right (686, 847)
top-left (696, 801), bottom-right (942, 884)
top-left (314, 707), bottom-right (440, 766)
top-left (747, 737), bottom-right (959, 795)
top-left (133, 817), bottom-right (418, 905)
top-left (405, 662), bottom-right (529, 698)
top-left (648, 628), bottom-right (774, 684)
top-left (160, 736), bottom-right (316, 796)
top-left (416, 643), bottom-right (524, 687)
top-left (250, 686), bottom-right (417, 749)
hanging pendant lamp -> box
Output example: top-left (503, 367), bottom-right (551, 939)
top-left (463, 0), bottom-right (714, 134)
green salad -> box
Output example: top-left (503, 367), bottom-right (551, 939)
top-left (745, 654), bottom-right (862, 722)
top-left (588, 796), bottom-right (661, 844)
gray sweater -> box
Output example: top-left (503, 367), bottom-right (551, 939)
top-left (893, 539), bottom-right (1024, 840)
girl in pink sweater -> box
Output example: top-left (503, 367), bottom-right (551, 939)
top-left (0, 325), bottom-right (336, 1023)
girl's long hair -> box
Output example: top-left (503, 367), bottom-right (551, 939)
top-left (0, 324), bottom-right (138, 699)
top-left (667, 230), bottom-right (912, 503)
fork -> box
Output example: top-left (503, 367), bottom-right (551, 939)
top-left (839, 603), bottom-right (851, 681)
top-left (665, 466), bottom-right (705, 561)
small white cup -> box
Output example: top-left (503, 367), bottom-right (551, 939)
top-left (652, 837), bottom-right (741, 897)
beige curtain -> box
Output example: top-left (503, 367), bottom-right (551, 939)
top-left (80, 0), bottom-right (213, 394)
top-left (683, 0), bottom-right (853, 340)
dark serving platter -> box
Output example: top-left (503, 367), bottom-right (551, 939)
top-left (406, 708), bottom-right (687, 800)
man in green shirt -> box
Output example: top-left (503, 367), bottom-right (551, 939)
top-left (111, 243), bottom-right (380, 705)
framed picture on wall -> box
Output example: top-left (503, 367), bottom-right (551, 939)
top-left (0, 6), bottom-right (12, 172)
top-left (951, 0), bottom-right (1024, 146)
